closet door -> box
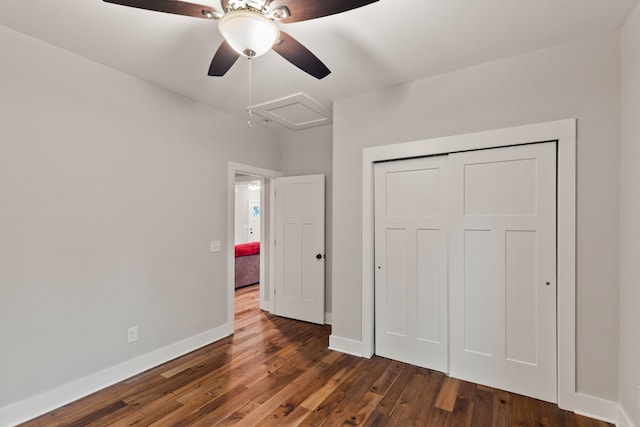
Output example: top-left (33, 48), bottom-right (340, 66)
top-left (374, 156), bottom-right (449, 372)
top-left (448, 142), bottom-right (557, 403)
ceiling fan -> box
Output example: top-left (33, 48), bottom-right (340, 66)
top-left (102, 0), bottom-right (379, 79)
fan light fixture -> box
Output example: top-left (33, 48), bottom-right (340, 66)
top-left (218, 10), bottom-right (280, 58)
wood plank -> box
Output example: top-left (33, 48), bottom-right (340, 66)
top-left (310, 356), bottom-right (391, 425)
top-left (369, 358), bottom-right (404, 396)
top-left (470, 385), bottom-right (493, 426)
top-left (369, 364), bottom-right (413, 418)
top-left (491, 387), bottom-right (510, 427)
top-left (387, 367), bottom-right (436, 425)
top-left (297, 355), bottom-right (362, 412)
top-left (445, 380), bottom-right (476, 427)
top-left (409, 370), bottom-right (446, 423)
top-left (434, 376), bottom-right (462, 412)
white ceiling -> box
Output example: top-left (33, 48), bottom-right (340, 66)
top-left (1, 0), bottom-right (637, 126)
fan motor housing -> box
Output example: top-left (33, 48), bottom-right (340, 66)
top-left (225, 0), bottom-right (272, 14)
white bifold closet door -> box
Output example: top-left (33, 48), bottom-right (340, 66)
top-left (448, 143), bottom-right (557, 403)
top-left (374, 155), bottom-right (449, 373)
top-left (374, 142), bottom-right (557, 403)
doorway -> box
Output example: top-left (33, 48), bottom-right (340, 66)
top-left (227, 163), bottom-right (327, 330)
top-left (227, 162), bottom-right (282, 329)
top-left (233, 174), bottom-right (262, 312)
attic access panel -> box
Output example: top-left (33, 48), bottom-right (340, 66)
top-left (250, 93), bottom-right (332, 130)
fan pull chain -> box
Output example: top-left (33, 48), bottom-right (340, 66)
top-left (247, 56), bottom-right (253, 128)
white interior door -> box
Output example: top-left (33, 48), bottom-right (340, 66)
top-left (248, 200), bottom-right (260, 243)
top-left (274, 175), bottom-right (325, 324)
top-left (448, 142), bottom-right (557, 403)
top-left (374, 156), bottom-right (449, 372)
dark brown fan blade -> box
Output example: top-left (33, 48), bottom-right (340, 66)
top-left (269, 0), bottom-right (378, 23)
top-left (103, 0), bottom-right (222, 19)
top-left (208, 41), bottom-right (240, 76)
top-left (272, 31), bottom-right (330, 79)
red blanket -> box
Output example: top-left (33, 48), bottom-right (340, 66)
top-left (235, 241), bottom-right (260, 257)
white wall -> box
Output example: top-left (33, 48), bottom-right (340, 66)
top-left (0, 25), bottom-right (281, 411)
top-left (619, 2), bottom-right (640, 424)
top-left (279, 125), bottom-right (333, 317)
top-left (332, 33), bottom-right (621, 400)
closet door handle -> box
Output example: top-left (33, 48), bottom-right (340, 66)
top-left (316, 253), bottom-right (323, 260)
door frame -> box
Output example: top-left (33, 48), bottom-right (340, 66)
top-left (227, 162), bottom-right (282, 328)
top-left (361, 119), bottom-right (579, 411)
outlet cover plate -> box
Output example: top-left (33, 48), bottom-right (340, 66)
top-left (127, 326), bottom-right (138, 343)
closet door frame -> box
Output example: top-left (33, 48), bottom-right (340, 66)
top-left (361, 119), bottom-right (577, 411)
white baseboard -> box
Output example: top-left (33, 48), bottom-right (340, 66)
top-left (328, 334), bottom-right (365, 358)
top-left (570, 392), bottom-right (638, 427)
top-left (324, 312), bottom-right (332, 325)
top-left (616, 405), bottom-right (636, 427)
top-left (0, 323), bottom-right (233, 427)
top-left (573, 393), bottom-right (619, 423)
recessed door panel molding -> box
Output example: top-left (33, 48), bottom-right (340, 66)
top-left (385, 228), bottom-right (409, 336)
top-left (463, 158), bottom-right (538, 216)
top-left (386, 168), bottom-right (441, 217)
top-left (374, 156), bottom-right (449, 373)
top-left (505, 230), bottom-right (538, 365)
top-left (416, 228), bottom-right (441, 344)
top-left (449, 142), bottom-right (557, 403)
top-left (283, 223), bottom-right (302, 299)
top-left (462, 229), bottom-right (496, 357)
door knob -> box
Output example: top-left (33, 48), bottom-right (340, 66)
top-left (316, 254), bottom-right (323, 260)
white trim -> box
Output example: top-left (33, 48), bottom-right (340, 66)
top-left (324, 312), bottom-right (333, 325)
top-left (328, 335), bottom-right (364, 357)
top-left (360, 119), bottom-right (581, 411)
top-left (616, 404), bottom-right (636, 427)
top-left (567, 394), bottom-right (636, 427)
top-left (227, 162), bottom-right (282, 325)
top-left (572, 393), bottom-right (622, 425)
top-left (0, 323), bottom-right (232, 427)
top-left (267, 177), bottom-right (277, 312)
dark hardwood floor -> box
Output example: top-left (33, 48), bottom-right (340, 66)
top-left (22, 284), bottom-right (612, 426)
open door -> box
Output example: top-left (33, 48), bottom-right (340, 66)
top-left (274, 175), bottom-right (325, 324)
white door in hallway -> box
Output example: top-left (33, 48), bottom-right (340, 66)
top-left (448, 142), bottom-right (557, 403)
top-left (374, 156), bottom-right (449, 372)
top-left (274, 175), bottom-right (325, 324)
top-left (248, 200), bottom-right (260, 242)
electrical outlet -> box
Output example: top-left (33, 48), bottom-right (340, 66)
top-left (210, 240), bottom-right (221, 253)
top-left (127, 326), bottom-right (138, 343)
